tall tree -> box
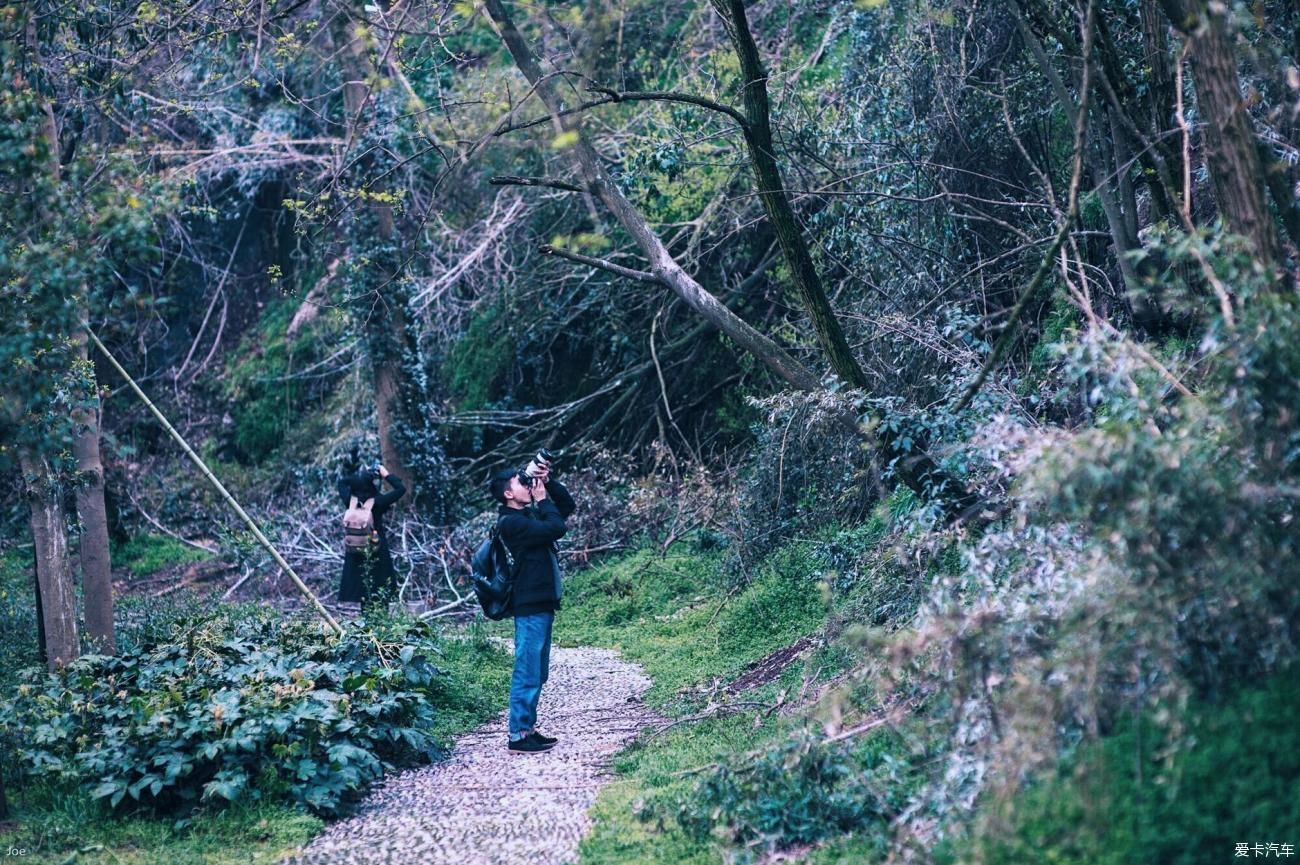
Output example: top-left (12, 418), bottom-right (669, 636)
top-left (1160, 0), bottom-right (1284, 274)
top-left (483, 0), bottom-right (821, 391)
top-left (72, 323), bottom-right (116, 654)
top-left (17, 451), bottom-right (80, 670)
top-left (23, 8), bottom-right (116, 654)
top-left (5, 4), bottom-right (168, 661)
top-left (333, 10), bottom-right (417, 488)
top-left (708, 0), bottom-right (870, 390)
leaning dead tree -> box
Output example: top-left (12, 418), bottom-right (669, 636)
top-left (482, 0), bottom-right (981, 518)
top-left (482, 0), bottom-right (820, 393)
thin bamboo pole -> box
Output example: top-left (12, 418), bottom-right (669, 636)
top-left (88, 329), bottom-right (344, 636)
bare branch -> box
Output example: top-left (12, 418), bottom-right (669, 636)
top-left (538, 244), bottom-right (661, 284)
top-left (490, 174), bottom-right (584, 193)
top-left (585, 86), bottom-right (751, 131)
top-left (492, 86), bottom-right (751, 137)
top-left (951, 0), bottom-right (1098, 415)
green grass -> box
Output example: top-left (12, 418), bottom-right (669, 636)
top-left (0, 783), bottom-right (322, 865)
top-left (424, 619), bottom-right (513, 744)
top-left (580, 713), bottom-right (779, 865)
top-left (558, 545), bottom-right (829, 707)
top-left (112, 533), bottom-right (212, 578)
top-left (556, 540), bottom-right (862, 864)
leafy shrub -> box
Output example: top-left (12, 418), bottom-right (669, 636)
top-left (873, 288), bottom-right (1300, 848)
top-left (961, 666), bottom-right (1300, 865)
top-left (0, 549), bottom-right (41, 690)
top-left (675, 729), bottom-right (914, 859)
top-left (734, 390), bottom-right (878, 567)
top-left (0, 607), bottom-right (443, 816)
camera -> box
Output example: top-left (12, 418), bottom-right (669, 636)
top-left (518, 448), bottom-right (555, 484)
top-left (368, 463), bottom-right (383, 478)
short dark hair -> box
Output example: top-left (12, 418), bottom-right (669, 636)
top-left (346, 474), bottom-right (379, 501)
top-left (489, 468), bottom-right (516, 504)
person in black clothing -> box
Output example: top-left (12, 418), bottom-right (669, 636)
top-left (489, 462), bottom-right (576, 753)
top-left (338, 464), bottom-right (406, 607)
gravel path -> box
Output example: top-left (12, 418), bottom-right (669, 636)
top-left (285, 646), bottom-right (662, 865)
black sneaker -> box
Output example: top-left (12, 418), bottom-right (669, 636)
top-left (529, 731), bottom-right (558, 746)
top-left (508, 735), bottom-right (556, 754)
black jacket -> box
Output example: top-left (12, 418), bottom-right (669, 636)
top-left (338, 473), bottom-right (406, 603)
top-left (497, 480), bottom-right (576, 617)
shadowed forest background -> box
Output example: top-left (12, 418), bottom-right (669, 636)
top-left (1, 0), bottom-right (1299, 862)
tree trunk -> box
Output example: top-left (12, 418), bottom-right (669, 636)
top-left (72, 325), bottom-right (115, 654)
top-left (286, 257), bottom-right (340, 340)
top-left (1141, 0), bottom-right (1182, 220)
top-left (1161, 0), bottom-right (1283, 274)
top-left (19, 449), bottom-right (80, 670)
top-left (31, 542), bottom-right (46, 667)
top-left (335, 16), bottom-right (417, 487)
top-left (708, 0), bottom-right (870, 390)
top-left (21, 17), bottom-right (102, 659)
top-left (482, 0), bottom-right (821, 392)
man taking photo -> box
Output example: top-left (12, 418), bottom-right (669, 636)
top-left (489, 455), bottom-right (575, 754)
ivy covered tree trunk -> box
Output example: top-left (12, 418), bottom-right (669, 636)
top-left (708, 0), bottom-right (870, 390)
top-left (335, 13), bottom-right (417, 489)
top-left (19, 449), bottom-right (80, 670)
top-left (1161, 0), bottom-right (1283, 275)
top-left (72, 324), bottom-right (115, 654)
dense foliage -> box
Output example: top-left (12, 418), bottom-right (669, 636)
top-left (1, 608), bottom-right (445, 816)
top-left (2, 0), bottom-right (1299, 860)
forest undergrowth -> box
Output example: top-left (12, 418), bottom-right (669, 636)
top-left (4, 0), bottom-right (1300, 861)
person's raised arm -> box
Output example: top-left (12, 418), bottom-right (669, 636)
top-left (545, 479), bottom-right (576, 519)
top-left (499, 498), bottom-right (567, 547)
top-left (374, 466), bottom-right (405, 509)
top-left (531, 464), bottom-right (575, 519)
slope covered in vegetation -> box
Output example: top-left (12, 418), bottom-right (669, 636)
top-left (2, 0), bottom-right (1298, 861)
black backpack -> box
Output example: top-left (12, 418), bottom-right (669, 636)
top-left (471, 525), bottom-right (517, 620)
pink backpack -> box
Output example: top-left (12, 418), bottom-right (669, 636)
top-left (342, 496), bottom-right (375, 549)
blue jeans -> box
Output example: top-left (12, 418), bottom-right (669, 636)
top-left (509, 611), bottom-right (554, 740)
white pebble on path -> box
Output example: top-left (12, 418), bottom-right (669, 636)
top-left (284, 646), bottom-right (663, 865)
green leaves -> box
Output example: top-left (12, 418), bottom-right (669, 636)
top-left (674, 730), bottom-right (901, 855)
top-left (0, 610), bottom-right (445, 816)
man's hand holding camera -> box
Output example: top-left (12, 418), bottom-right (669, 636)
top-left (527, 465), bottom-right (550, 501)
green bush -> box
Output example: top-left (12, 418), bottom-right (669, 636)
top-left (675, 729), bottom-right (915, 859)
top-left (0, 549), bottom-right (41, 690)
top-left (0, 607), bottom-right (443, 817)
top-left (733, 390), bottom-right (878, 566)
top-left (964, 667), bottom-right (1300, 865)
